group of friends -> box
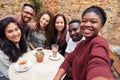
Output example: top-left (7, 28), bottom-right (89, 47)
top-left (0, 3), bottom-right (114, 80)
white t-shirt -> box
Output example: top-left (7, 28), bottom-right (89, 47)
top-left (65, 37), bottom-right (85, 53)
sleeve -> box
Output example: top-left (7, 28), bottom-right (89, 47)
top-left (0, 50), bottom-right (10, 67)
top-left (65, 39), bottom-right (71, 53)
top-left (0, 50), bottom-right (11, 78)
top-left (27, 29), bottom-right (33, 44)
top-left (60, 43), bottom-right (80, 72)
top-left (87, 38), bottom-right (114, 80)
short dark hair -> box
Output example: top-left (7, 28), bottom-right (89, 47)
top-left (22, 3), bottom-right (35, 10)
top-left (68, 19), bottom-right (81, 25)
top-left (82, 6), bottom-right (107, 26)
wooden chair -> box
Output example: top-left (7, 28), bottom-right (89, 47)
top-left (110, 50), bottom-right (120, 79)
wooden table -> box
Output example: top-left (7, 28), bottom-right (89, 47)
top-left (110, 50), bottom-right (120, 77)
top-left (8, 49), bottom-right (64, 80)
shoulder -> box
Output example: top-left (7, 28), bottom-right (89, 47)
top-left (91, 36), bottom-right (108, 44)
top-left (0, 15), bottom-right (17, 21)
top-left (89, 36), bottom-right (109, 50)
top-left (0, 50), bottom-right (9, 60)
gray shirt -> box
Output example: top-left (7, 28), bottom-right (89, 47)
top-left (0, 50), bottom-right (12, 79)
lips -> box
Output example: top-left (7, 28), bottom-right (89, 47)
top-left (24, 17), bottom-right (31, 22)
top-left (71, 35), bottom-right (78, 40)
top-left (13, 35), bottom-right (21, 41)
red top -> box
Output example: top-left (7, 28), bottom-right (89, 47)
top-left (60, 36), bottom-right (114, 80)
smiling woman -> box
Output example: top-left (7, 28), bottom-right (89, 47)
top-left (54, 6), bottom-right (114, 80)
top-left (5, 22), bottom-right (21, 44)
top-left (0, 17), bottom-right (28, 80)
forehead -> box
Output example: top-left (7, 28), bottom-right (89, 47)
top-left (69, 23), bottom-right (80, 29)
top-left (5, 23), bottom-right (18, 30)
top-left (41, 14), bottom-right (50, 19)
top-left (83, 12), bottom-right (101, 19)
top-left (23, 6), bottom-right (34, 12)
top-left (56, 16), bottom-right (64, 21)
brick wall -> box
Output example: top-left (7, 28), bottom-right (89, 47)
top-left (0, 0), bottom-right (120, 46)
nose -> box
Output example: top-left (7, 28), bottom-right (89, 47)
top-left (86, 22), bottom-right (91, 27)
top-left (13, 31), bottom-right (18, 36)
top-left (57, 23), bottom-right (62, 26)
top-left (43, 20), bottom-right (46, 23)
top-left (27, 14), bottom-right (31, 17)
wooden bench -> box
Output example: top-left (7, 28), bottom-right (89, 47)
top-left (110, 50), bottom-right (120, 77)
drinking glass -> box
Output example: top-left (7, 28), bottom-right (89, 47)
top-left (51, 44), bottom-right (59, 57)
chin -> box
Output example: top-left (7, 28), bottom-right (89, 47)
top-left (73, 39), bottom-right (78, 42)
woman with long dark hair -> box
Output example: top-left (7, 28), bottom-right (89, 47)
top-left (27, 11), bottom-right (54, 50)
top-left (0, 17), bottom-right (27, 79)
top-left (52, 14), bottom-right (68, 56)
top-left (54, 6), bottom-right (114, 80)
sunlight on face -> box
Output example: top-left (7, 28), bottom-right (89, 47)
top-left (39, 14), bottom-right (50, 30)
top-left (5, 23), bottom-right (21, 44)
top-left (80, 12), bottom-right (102, 39)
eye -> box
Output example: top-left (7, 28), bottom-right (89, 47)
top-left (15, 27), bottom-right (20, 31)
top-left (81, 19), bottom-right (86, 23)
top-left (73, 28), bottom-right (78, 31)
top-left (46, 20), bottom-right (49, 23)
top-left (55, 21), bottom-right (59, 24)
top-left (91, 21), bottom-right (97, 24)
top-left (8, 30), bottom-right (13, 33)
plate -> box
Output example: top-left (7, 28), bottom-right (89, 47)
top-left (49, 54), bottom-right (61, 61)
top-left (15, 60), bottom-right (31, 72)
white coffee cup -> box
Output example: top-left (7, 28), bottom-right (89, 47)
top-left (18, 60), bottom-right (28, 69)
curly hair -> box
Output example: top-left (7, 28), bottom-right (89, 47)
top-left (35, 11), bottom-right (54, 47)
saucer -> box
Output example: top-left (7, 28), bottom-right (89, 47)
top-left (49, 54), bottom-right (61, 61)
top-left (15, 60), bottom-right (31, 72)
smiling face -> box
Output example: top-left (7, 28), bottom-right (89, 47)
top-left (5, 22), bottom-right (21, 44)
top-left (55, 16), bottom-right (65, 32)
top-left (69, 23), bottom-right (83, 42)
top-left (21, 6), bottom-right (35, 23)
top-left (80, 12), bottom-right (102, 40)
top-left (39, 14), bottom-right (50, 30)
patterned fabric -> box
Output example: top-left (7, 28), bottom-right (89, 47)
top-left (27, 29), bottom-right (47, 49)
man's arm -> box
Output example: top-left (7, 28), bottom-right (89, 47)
top-left (28, 43), bottom-right (35, 50)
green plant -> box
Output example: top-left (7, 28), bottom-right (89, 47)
top-left (33, 0), bottom-right (45, 15)
top-left (36, 51), bottom-right (44, 56)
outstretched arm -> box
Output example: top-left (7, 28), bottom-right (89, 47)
top-left (54, 68), bottom-right (66, 80)
top-left (28, 43), bottom-right (35, 50)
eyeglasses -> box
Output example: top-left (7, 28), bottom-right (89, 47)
top-left (23, 10), bottom-right (34, 17)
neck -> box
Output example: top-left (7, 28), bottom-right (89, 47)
top-left (41, 28), bottom-right (45, 33)
top-left (57, 32), bottom-right (62, 39)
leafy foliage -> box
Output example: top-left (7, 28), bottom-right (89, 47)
top-left (33, 0), bottom-right (45, 15)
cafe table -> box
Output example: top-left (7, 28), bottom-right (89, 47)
top-left (8, 49), bottom-right (65, 80)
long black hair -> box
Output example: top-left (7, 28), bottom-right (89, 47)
top-left (0, 17), bottom-right (27, 62)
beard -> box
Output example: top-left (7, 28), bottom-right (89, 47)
top-left (21, 14), bottom-right (31, 24)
